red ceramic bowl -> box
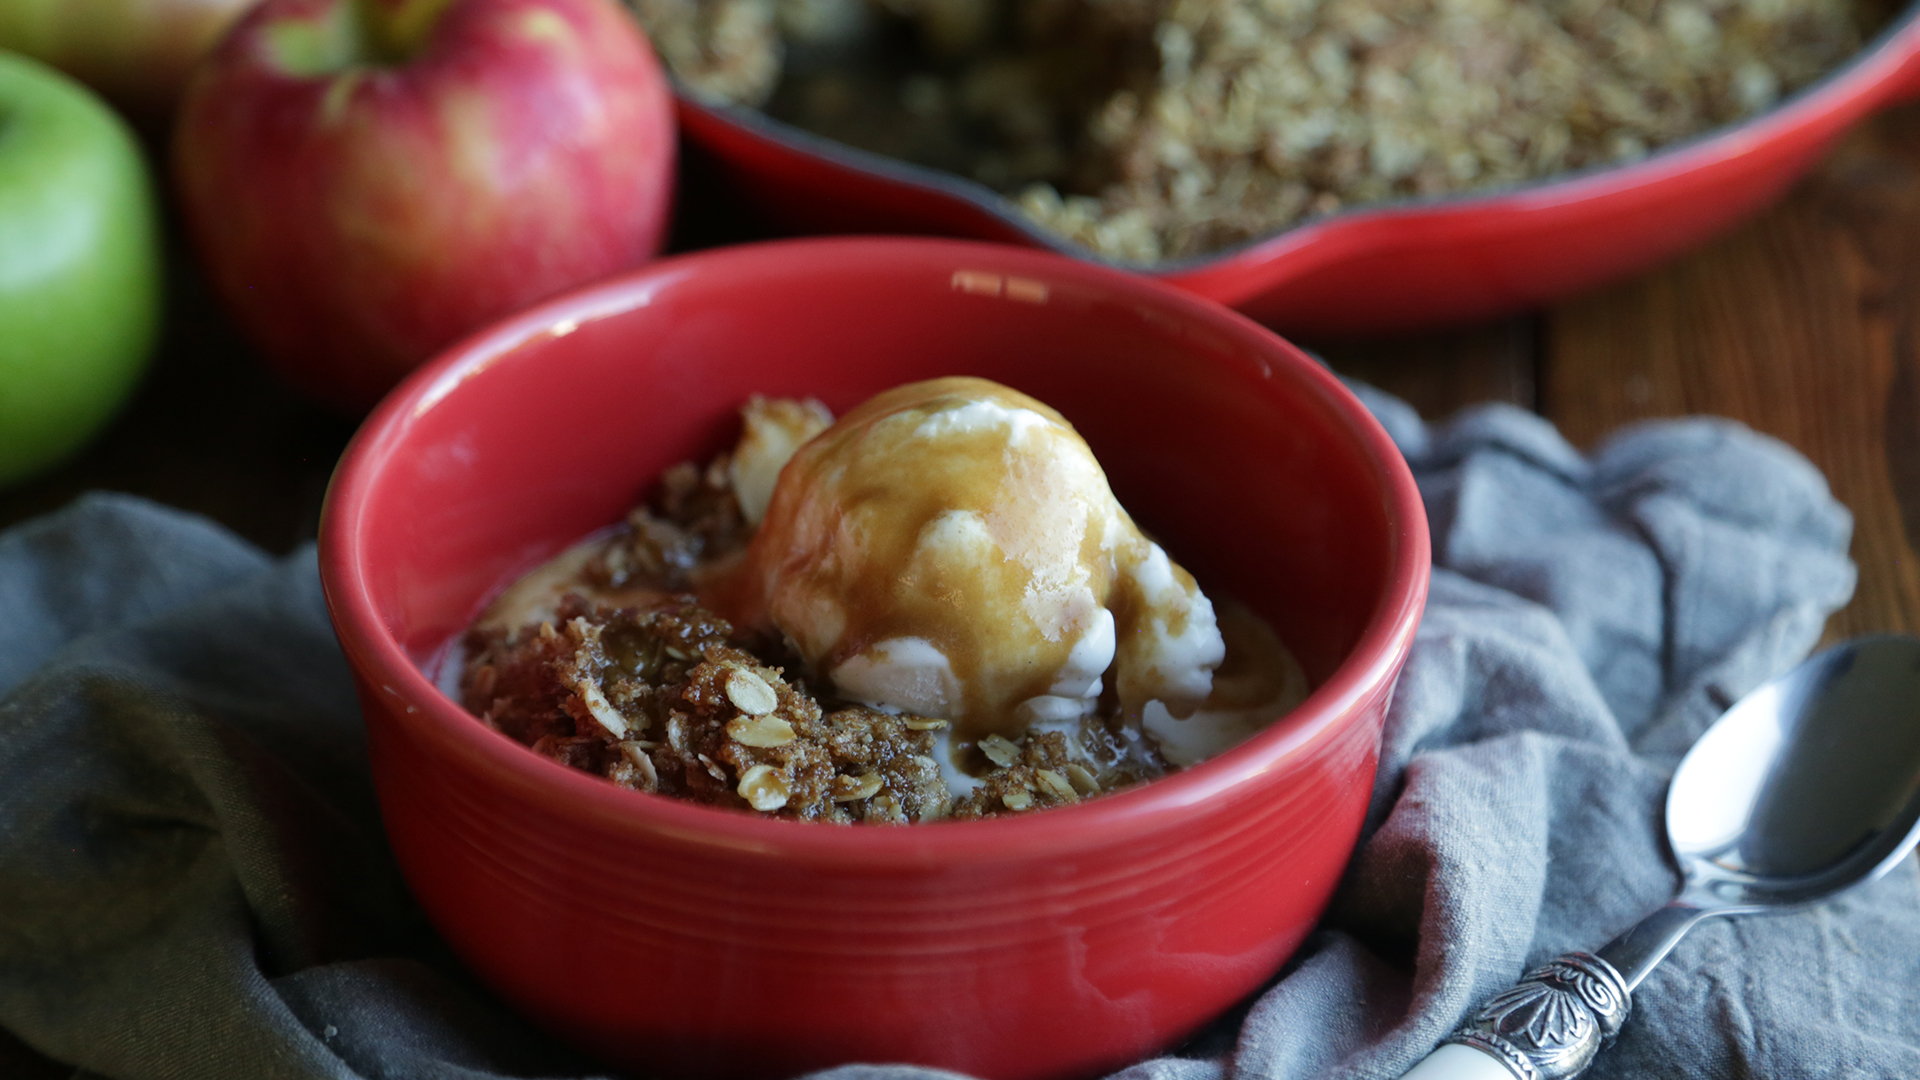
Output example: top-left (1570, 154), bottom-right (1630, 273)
top-left (319, 238), bottom-right (1430, 1080)
top-left (678, 5), bottom-right (1920, 335)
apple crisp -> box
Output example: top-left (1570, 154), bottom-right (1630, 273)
top-left (459, 389), bottom-right (1307, 824)
top-left (460, 460), bottom-right (1168, 824)
top-left (628, 0), bottom-right (1895, 261)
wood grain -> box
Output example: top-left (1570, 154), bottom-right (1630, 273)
top-left (1308, 317), bottom-right (1540, 420)
top-left (1543, 103), bottom-right (1920, 638)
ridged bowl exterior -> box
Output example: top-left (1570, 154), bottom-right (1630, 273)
top-left (321, 238), bottom-right (1430, 1080)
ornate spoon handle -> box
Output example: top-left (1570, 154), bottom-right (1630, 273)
top-left (1402, 952), bottom-right (1632, 1080)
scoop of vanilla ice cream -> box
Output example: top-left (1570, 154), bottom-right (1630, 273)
top-left (743, 377), bottom-right (1226, 745)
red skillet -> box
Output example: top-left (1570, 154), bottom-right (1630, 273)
top-left (677, 6), bottom-right (1920, 335)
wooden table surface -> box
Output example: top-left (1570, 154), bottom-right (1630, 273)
top-left (5, 101), bottom-right (1920, 1075)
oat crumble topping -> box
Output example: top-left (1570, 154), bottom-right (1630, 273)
top-left (464, 595), bottom-right (1171, 822)
top-left (626, 0), bottom-right (1894, 261)
top-left (460, 390), bottom-right (1302, 824)
top-left (462, 426), bottom-right (1173, 823)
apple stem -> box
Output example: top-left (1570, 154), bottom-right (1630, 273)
top-left (356, 0), bottom-right (459, 62)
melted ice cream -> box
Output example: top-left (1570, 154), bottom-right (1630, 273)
top-left (740, 377), bottom-right (1228, 746)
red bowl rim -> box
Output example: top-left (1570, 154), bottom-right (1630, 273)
top-left (319, 237), bottom-right (1432, 869)
top-left (672, 2), bottom-right (1920, 277)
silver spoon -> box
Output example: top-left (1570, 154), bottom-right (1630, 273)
top-left (1401, 634), bottom-right (1920, 1080)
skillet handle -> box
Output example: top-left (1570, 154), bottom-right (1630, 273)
top-left (1398, 952), bottom-right (1632, 1080)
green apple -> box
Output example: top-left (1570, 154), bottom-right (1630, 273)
top-left (0, 51), bottom-right (161, 487)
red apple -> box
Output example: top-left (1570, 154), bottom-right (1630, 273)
top-left (173, 0), bottom-right (676, 411)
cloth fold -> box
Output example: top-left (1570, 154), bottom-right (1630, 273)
top-left (2, 394), bottom-right (1912, 1080)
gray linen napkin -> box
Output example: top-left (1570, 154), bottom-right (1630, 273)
top-left (1, 394), bottom-right (1911, 1080)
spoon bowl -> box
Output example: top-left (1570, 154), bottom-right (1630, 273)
top-left (1404, 635), bottom-right (1920, 1080)
top-left (1669, 635), bottom-right (1920, 904)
